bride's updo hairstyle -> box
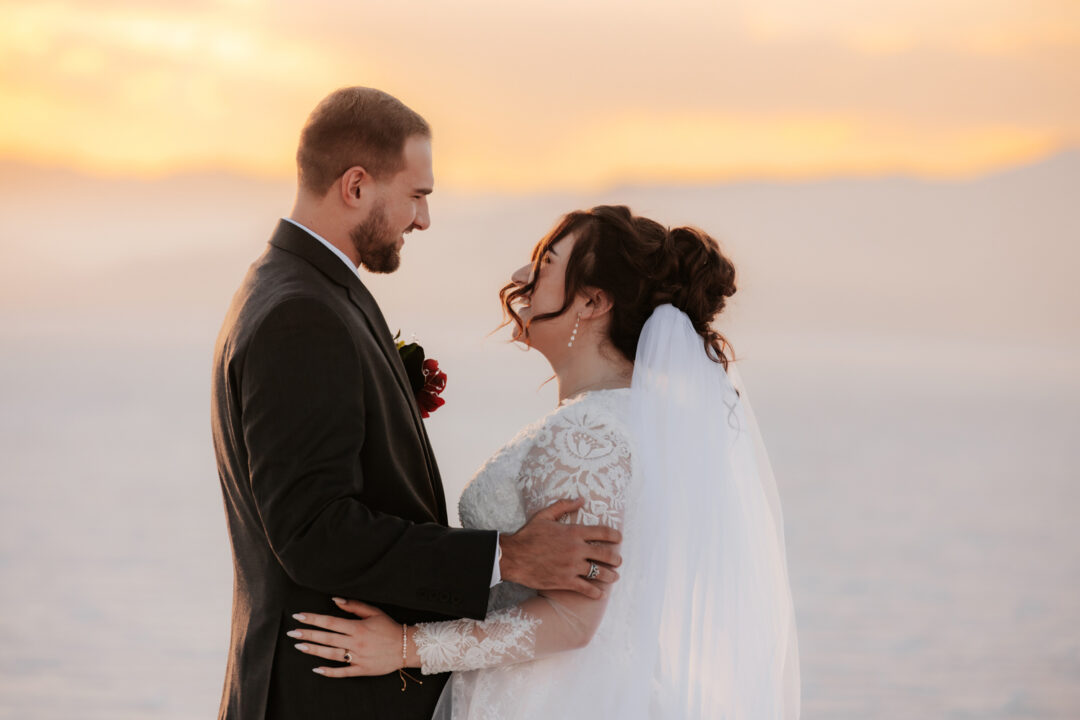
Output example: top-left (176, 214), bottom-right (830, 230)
top-left (501, 205), bottom-right (737, 368)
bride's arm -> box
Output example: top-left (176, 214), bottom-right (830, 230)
top-left (409, 579), bottom-right (609, 673)
top-left (410, 408), bottom-right (632, 673)
top-left (288, 407), bottom-right (632, 677)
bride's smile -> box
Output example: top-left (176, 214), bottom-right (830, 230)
top-left (505, 234), bottom-right (582, 356)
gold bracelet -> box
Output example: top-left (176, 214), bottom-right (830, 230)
top-left (398, 623), bottom-right (422, 692)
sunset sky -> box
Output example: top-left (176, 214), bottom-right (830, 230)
top-left (2, 7), bottom-right (1079, 716)
top-left (1, 0), bottom-right (1078, 191)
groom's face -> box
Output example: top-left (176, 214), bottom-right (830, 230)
top-left (349, 134), bottom-right (434, 274)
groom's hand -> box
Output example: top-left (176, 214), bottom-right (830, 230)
top-left (499, 498), bottom-right (622, 599)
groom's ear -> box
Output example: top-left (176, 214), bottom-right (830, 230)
top-left (340, 166), bottom-right (371, 206)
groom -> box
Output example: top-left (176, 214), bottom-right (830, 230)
top-left (211, 87), bottom-right (621, 720)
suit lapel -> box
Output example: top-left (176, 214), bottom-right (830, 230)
top-left (267, 221), bottom-right (446, 506)
top-left (346, 284), bottom-right (416, 405)
top-left (267, 221), bottom-right (419, 424)
top-left (345, 284), bottom-right (446, 515)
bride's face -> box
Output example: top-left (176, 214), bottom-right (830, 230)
top-left (509, 233), bottom-right (580, 356)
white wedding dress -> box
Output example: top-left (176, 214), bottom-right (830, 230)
top-left (413, 306), bottom-right (800, 719)
top-left (416, 388), bottom-right (637, 719)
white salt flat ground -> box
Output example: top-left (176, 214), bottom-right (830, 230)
top-left (1, 329), bottom-right (1076, 719)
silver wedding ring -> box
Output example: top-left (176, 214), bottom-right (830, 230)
top-left (587, 562), bottom-right (599, 580)
top-left (343, 651), bottom-right (353, 664)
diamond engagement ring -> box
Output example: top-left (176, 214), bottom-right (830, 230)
top-left (343, 651), bottom-right (353, 663)
top-left (587, 562), bottom-right (599, 580)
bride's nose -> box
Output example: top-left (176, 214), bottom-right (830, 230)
top-left (511, 263), bottom-right (533, 286)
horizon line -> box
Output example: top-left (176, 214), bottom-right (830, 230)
top-left (0, 145), bottom-right (1075, 197)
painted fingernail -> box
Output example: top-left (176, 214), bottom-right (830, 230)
top-left (286, 630), bottom-right (302, 639)
top-left (313, 667), bottom-right (326, 675)
top-left (295, 643), bottom-right (309, 651)
top-left (332, 597), bottom-right (345, 604)
top-left (292, 613), bottom-right (306, 621)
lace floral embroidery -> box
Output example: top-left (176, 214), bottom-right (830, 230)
top-left (415, 606), bottom-right (541, 675)
top-left (520, 403), bottom-right (631, 529)
top-left (413, 391), bottom-right (633, 678)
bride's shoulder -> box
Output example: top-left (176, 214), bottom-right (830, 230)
top-left (532, 389), bottom-right (634, 451)
top-left (550, 388), bottom-right (631, 425)
top-left (522, 390), bottom-right (635, 508)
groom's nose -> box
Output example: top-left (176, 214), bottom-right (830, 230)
top-left (412, 198), bottom-right (431, 232)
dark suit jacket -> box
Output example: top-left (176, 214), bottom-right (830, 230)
top-left (211, 220), bottom-right (497, 719)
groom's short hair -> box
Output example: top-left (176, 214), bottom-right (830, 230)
top-left (297, 87), bottom-right (431, 196)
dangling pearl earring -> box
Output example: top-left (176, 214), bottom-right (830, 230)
top-left (567, 314), bottom-right (581, 348)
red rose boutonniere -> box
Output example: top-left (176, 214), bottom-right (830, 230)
top-left (395, 332), bottom-right (447, 418)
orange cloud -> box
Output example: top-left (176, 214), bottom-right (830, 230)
top-left (0, 0), bottom-right (1076, 190)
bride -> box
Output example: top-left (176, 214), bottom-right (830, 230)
top-left (289, 205), bottom-right (800, 718)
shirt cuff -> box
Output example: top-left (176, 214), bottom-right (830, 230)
top-left (490, 532), bottom-right (502, 587)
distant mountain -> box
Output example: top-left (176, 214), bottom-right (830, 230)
top-left (1, 150), bottom-right (1077, 347)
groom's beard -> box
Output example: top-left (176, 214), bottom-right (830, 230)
top-left (350, 201), bottom-right (401, 274)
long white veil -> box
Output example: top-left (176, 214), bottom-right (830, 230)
top-left (618, 303), bottom-right (801, 718)
top-left (431, 303), bottom-right (799, 719)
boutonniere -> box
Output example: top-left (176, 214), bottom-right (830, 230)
top-left (394, 332), bottom-right (447, 418)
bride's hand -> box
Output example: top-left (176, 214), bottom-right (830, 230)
top-left (288, 597), bottom-right (403, 677)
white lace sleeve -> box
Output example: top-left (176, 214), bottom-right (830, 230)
top-left (413, 401), bottom-right (632, 674)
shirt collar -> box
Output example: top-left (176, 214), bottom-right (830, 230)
top-left (281, 217), bottom-right (359, 276)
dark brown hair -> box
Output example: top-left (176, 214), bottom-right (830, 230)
top-left (296, 87), bottom-right (430, 196)
top-left (500, 205), bottom-right (737, 368)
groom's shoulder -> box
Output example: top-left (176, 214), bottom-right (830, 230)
top-left (220, 247), bottom-right (352, 348)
